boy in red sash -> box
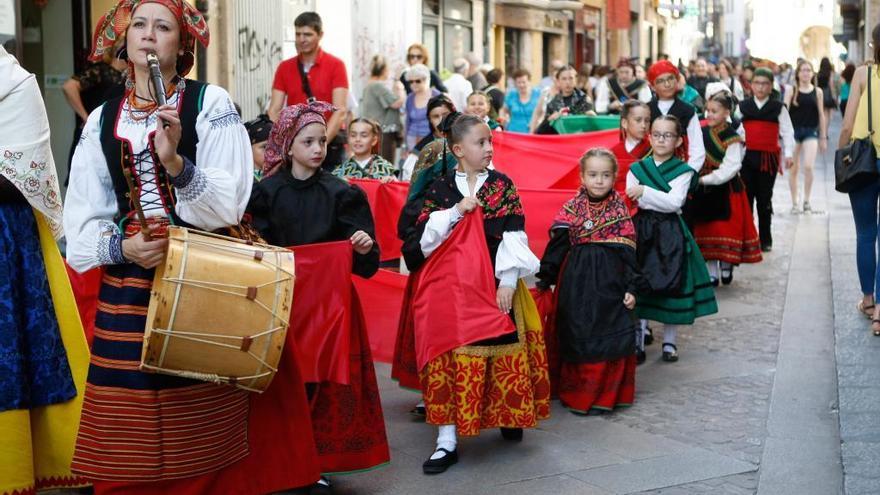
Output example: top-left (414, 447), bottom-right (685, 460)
top-left (737, 67), bottom-right (795, 252)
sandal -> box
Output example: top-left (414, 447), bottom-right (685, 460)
top-left (858, 300), bottom-right (875, 319)
top-left (873, 319), bottom-right (880, 337)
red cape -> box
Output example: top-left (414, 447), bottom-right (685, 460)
top-left (412, 209), bottom-right (516, 370)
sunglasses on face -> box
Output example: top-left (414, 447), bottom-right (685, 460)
top-left (408, 53), bottom-right (424, 60)
top-left (408, 78), bottom-right (425, 84)
top-left (654, 75), bottom-right (676, 86)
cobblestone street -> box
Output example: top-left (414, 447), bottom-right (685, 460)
top-left (321, 118), bottom-right (865, 495)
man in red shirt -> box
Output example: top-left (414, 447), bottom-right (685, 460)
top-left (269, 12), bottom-right (349, 169)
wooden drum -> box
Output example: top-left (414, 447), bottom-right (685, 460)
top-left (142, 227), bottom-right (295, 392)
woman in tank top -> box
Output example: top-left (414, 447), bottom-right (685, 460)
top-left (784, 60), bottom-right (827, 214)
top-left (839, 23), bottom-right (880, 336)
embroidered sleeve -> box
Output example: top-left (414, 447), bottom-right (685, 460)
top-left (177, 85), bottom-right (253, 230)
top-left (64, 107), bottom-right (124, 273)
top-left (94, 220), bottom-right (125, 266)
top-left (169, 155), bottom-right (197, 188)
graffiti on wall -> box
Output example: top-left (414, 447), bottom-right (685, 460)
top-left (236, 25), bottom-right (284, 118)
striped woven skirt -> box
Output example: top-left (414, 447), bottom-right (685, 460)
top-left (71, 223), bottom-right (322, 493)
top-left (70, 262), bottom-right (252, 482)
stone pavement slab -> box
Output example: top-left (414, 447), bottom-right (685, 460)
top-left (567, 448), bottom-right (755, 494)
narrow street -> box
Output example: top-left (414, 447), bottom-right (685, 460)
top-left (321, 116), bottom-right (877, 495)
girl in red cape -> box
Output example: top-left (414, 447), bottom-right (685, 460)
top-left (611, 100), bottom-right (654, 359)
top-left (536, 149), bottom-right (649, 415)
top-left (611, 100), bottom-right (652, 212)
top-left (684, 87), bottom-right (762, 286)
top-left (63, 1), bottom-right (321, 494)
top-left (400, 115), bottom-right (550, 475)
top-left (246, 101), bottom-right (391, 494)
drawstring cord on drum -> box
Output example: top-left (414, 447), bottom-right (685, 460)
top-left (145, 228), bottom-right (295, 392)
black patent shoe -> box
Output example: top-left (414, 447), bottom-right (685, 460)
top-left (710, 276), bottom-right (720, 287)
top-left (308, 477), bottom-right (332, 495)
top-left (721, 267), bottom-right (734, 285)
top-left (761, 243), bottom-right (772, 253)
top-left (635, 348), bottom-right (646, 365)
top-left (500, 427), bottom-right (523, 441)
top-left (662, 344), bottom-right (679, 362)
top-left (644, 326), bottom-right (654, 346)
top-left (410, 404), bottom-right (426, 417)
top-left (423, 448), bottom-right (458, 474)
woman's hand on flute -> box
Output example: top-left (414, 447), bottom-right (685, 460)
top-left (154, 104), bottom-right (184, 176)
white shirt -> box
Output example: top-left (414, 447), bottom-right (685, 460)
top-left (64, 84), bottom-right (253, 273)
top-left (626, 157), bottom-right (694, 214)
top-left (625, 137), bottom-right (643, 153)
top-left (752, 96), bottom-right (796, 159)
top-left (443, 73), bottom-right (473, 113)
top-left (418, 171), bottom-right (540, 287)
top-left (655, 99), bottom-right (705, 173)
top-left (595, 79), bottom-right (653, 114)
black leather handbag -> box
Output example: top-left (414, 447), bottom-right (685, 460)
top-left (835, 65), bottom-right (878, 193)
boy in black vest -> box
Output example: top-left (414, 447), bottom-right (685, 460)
top-left (737, 67), bottom-right (795, 252)
top-left (646, 60), bottom-right (706, 173)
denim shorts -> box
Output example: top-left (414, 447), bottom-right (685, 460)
top-left (793, 126), bottom-right (819, 143)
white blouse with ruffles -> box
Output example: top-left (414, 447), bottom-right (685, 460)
top-left (419, 170), bottom-right (540, 288)
top-left (63, 83), bottom-right (253, 273)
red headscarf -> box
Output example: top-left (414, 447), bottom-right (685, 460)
top-left (646, 60), bottom-right (679, 85)
top-left (263, 101), bottom-right (337, 178)
top-left (90, 0), bottom-right (209, 76)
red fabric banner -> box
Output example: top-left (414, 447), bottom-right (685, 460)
top-left (350, 178), bottom-right (407, 262)
top-left (411, 209), bottom-right (515, 370)
top-left (351, 178), bottom-right (577, 260)
top-left (288, 240), bottom-right (353, 384)
top-left (519, 187), bottom-right (578, 257)
top-left (352, 269), bottom-right (408, 363)
top-left (492, 124), bottom-right (619, 190)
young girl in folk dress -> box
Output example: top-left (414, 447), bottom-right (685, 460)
top-left (247, 102), bottom-right (390, 493)
top-left (401, 115), bottom-right (549, 474)
top-left (465, 91), bottom-right (502, 130)
top-left (687, 89), bottom-right (762, 286)
top-left (627, 116), bottom-right (718, 363)
top-left (332, 118), bottom-right (397, 181)
top-left (537, 149), bottom-right (647, 415)
top-left (611, 100), bottom-right (654, 358)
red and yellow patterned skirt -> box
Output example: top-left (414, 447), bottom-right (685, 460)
top-left (420, 282), bottom-right (551, 436)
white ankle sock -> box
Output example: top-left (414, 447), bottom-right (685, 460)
top-left (416, 400), bottom-right (425, 408)
top-left (663, 325), bottom-right (677, 349)
top-left (707, 260), bottom-right (720, 279)
top-left (431, 424), bottom-right (457, 459)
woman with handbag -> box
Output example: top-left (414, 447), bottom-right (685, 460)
top-left (839, 23), bottom-right (880, 336)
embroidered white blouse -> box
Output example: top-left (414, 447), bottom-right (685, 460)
top-left (418, 170), bottom-right (540, 288)
top-left (63, 83), bottom-right (253, 273)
